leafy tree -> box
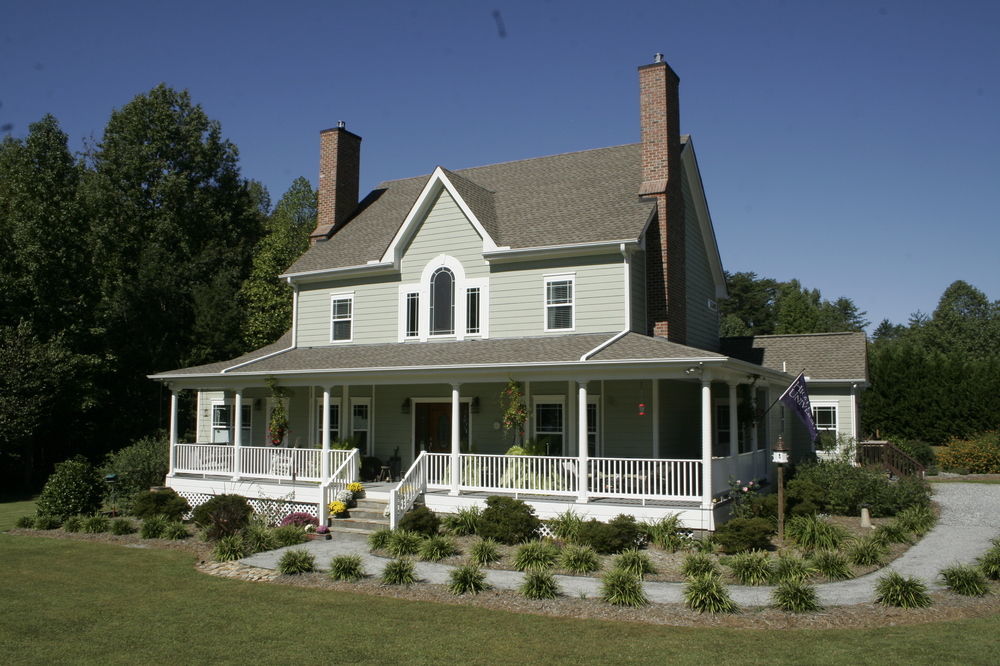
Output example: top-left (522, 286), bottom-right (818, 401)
top-left (924, 280), bottom-right (1000, 358)
top-left (239, 177), bottom-right (316, 349)
top-left (719, 272), bottom-right (778, 335)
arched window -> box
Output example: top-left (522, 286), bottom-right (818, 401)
top-left (430, 267), bottom-right (455, 335)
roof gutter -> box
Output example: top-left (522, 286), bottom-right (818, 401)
top-left (279, 261), bottom-right (396, 282)
top-left (222, 280), bottom-right (299, 373)
top-left (484, 239), bottom-right (639, 264)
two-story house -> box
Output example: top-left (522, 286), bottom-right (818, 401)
top-left (151, 56), bottom-right (867, 530)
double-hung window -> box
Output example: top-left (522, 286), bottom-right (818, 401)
top-left (330, 293), bottom-right (354, 342)
top-left (812, 403), bottom-right (838, 449)
top-left (211, 403), bottom-right (251, 445)
top-left (544, 275), bottom-right (575, 331)
top-left (315, 399), bottom-right (341, 446)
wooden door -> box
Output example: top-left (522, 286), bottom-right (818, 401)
top-left (414, 402), bottom-right (469, 456)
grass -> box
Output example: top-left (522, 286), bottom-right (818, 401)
top-left (3, 533), bottom-right (1000, 663)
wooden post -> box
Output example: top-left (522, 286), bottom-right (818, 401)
top-left (777, 463), bottom-right (785, 542)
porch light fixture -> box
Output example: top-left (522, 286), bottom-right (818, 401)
top-left (401, 398), bottom-right (411, 414)
top-left (470, 396), bottom-right (480, 414)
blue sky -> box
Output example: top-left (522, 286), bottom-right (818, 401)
top-left (4, 1), bottom-right (998, 329)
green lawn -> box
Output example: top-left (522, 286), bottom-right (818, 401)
top-left (0, 498), bottom-right (36, 530)
top-left (2, 531), bottom-right (999, 665)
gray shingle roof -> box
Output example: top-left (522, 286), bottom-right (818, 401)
top-left (720, 332), bottom-right (868, 381)
top-left (285, 143), bottom-right (663, 275)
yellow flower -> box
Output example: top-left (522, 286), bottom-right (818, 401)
top-left (347, 482), bottom-right (364, 493)
top-left (328, 500), bottom-right (348, 515)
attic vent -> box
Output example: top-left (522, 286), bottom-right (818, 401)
top-left (707, 299), bottom-right (718, 312)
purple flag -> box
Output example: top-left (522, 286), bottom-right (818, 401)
top-left (779, 371), bottom-right (818, 443)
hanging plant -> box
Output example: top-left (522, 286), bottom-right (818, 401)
top-left (265, 377), bottom-right (289, 445)
top-left (499, 379), bottom-right (528, 446)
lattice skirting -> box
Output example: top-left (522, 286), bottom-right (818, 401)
top-left (175, 491), bottom-right (318, 526)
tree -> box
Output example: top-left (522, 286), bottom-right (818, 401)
top-left (239, 177), bottom-right (316, 349)
top-left (925, 280), bottom-right (1000, 358)
top-left (719, 272), bottom-right (778, 335)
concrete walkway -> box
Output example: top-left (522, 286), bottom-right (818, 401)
top-left (241, 482), bottom-right (1000, 606)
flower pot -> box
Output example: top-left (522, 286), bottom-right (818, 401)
top-left (307, 532), bottom-right (332, 540)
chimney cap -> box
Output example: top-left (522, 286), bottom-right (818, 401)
top-left (337, 120), bottom-right (346, 129)
top-left (653, 53), bottom-right (664, 64)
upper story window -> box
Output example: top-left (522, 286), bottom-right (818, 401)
top-left (405, 292), bottom-right (419, 338)
top-left (330, 293), bottom-right (354, 342)
top-left (466, 287), bottom-right (480, 335)
top-left (430, 267), bottom-right (455, 335)
top-left (544, 274), bottom-right (575, 331)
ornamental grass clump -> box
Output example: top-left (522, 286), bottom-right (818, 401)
top-left (894, 505), bottom-right (936, 536)
top-left (785, 515), bottom-right (849, 552)
top-left (162, 522), bottom-right (189, 540)
top-left (810, 549), bottom-right (853, 581)
top-left (33, 515), bottom-right (61, 530)
top-left (642, 514), bottom-right (688, 552)
top-left (448, 564), bottom-right (490, 595)
top-left (420, 535), bottom-right (459, 562)
top-left (683, 574), bottom-right (738, 614)
top-left (381, 558), bottom-right (417, 586)
top-left (513, 541), bottom-right (560, 572)
top-left (772, 579), bottom-right (822, 613)
top-left (681, 552), bottom-right (719, 578)
top-left (329, 555), bottom-right (366, 582)
top-left (600, 568), bottom-right (649, 607)
top-left (940, 564), bottom-right (989, 597)
top-left (442, 507), bottom-right (481, 536)
top-left (277, 549), bottom-right (316, 574)
top-left (521, 570), bottom-right (560, 600)
top-left (62, 515), bottom-right (84, 533)
top-left (271, 524), bottom-right (308, 548)
top-left (549, 509), bottom-right (585, 541)
top-left (873, 522), bottom-right (912, 546)
top-left (726, 550), bottom-right (772, 586)
top-left (82, 514), bottom-right (110, 534)
top-left (14, 516), bottom-right (35, 529)
top-left (387, 530), bottom-right (424, 557)
top-left (614, 548), bottom-right (656, 578)
top-left (470, 538), bottom-right (502, 566)
top-left (846, 536), bottom-right (888, 567)
top-left (110, 518), bottom-right (135, 535)
top-left (560, 544), bottom-right (600, 575)
top-left (771, 554), bottom-right (816, 583)
top-left (367, 528), bottom-right (393, 551)
top-left (399, 506), bottom-right (441, 536)
top-left (241, 523), bottom-right (278, 553)
top-left (978, 547), bottom-right (1000, 580)
top-left (213, 534), bottom-right (248, 561)
top-left (874, 571), bottom-right (932, 608)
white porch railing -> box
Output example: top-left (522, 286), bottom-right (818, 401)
top-left (321, 449), bottom-right (359, 522)
top-left (390, 451), bottom-right (429, 529)
top-left (711, 449), bottom-right (770, 496)
top-left (174, 444), bottom-right (235, 475)
top-left (425, 453), bottom-right (581, 497)
top-left (172, 443), bottom-right (356, 483)
top-left (588, 457), bottom-right (702, 503)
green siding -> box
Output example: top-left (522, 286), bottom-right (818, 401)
top-left (630, 250), bottom-right (647, 333)
top-left (681, 165), bottom-right (720, 351)
top-left (602, 380), bottom-right (654, 458)
top-left (399, 190), bottom-right (489, 282)
top-left (659, 380), bottom-right (702, 459)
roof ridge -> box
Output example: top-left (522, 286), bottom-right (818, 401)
top-left (726, 331), bottom-right (865, 340)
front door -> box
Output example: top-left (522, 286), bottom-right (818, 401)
top-left (414, 402), bottom-right (469, 455)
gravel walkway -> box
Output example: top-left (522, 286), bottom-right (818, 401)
top-left (240, 482), bottom-right (1000, 606)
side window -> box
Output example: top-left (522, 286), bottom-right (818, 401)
top-left (533, 397), bottom-right (565, 456)
top-left (544, 275), bottom-right (575, 331)
top-left (466, 287), bottom-right (481, 335)
top-left (405, 292), bottom-right (419, 338)
top-left (351, 399), bottom-right (370, 455)
top-left (315, 400), bottom-right (341, 445)
top-left (331, 294), bottom-right (354, 342)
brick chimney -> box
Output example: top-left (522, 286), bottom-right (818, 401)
top-left (310, 122), bottom-right (362, 243)
top-left (639, 54), bottom-right (686, 343)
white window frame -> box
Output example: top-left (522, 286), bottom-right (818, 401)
top-left (812, 402), bottom-right (839, 433)
top-left (532, 395), bottom-right (566, 456)
top-left (543, 273), bottom-right (576, 332)
top-left (586, 395), bottom-right (601, 457)
top-left (329, 292), bottom-right (355, 343)
top-left (465, 286), bottom-right (481, 336)
top-left (403, 290), bottom-right (419, 339)
top-left (350, 397), bottom-right (371, 455)
top-left (398, 255), bottom-right (489, 341)
top-left (713, 398), bottom-right (749, 457)
top-left (210, 399), bottom-right (252, 445)
top-left (313, 397), bottom-right (342, 447)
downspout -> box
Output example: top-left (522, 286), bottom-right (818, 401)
top-left (222, 279), bottom-right (299, 373)
top-left (579, 243), bottom-right (633, 362)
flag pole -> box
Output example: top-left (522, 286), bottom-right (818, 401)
top-left (758, 369), bottom-right (806, 419)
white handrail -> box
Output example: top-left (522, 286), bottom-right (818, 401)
top-left (321, 449), bottom-right (359, 524)
top-left (390, 451), bottom-right (427, 529)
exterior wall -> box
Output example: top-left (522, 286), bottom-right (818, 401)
top-left (658, 380), bottom-right (701, 459)
top-left (602, 380), bottom-right (654, 457)
top-left (398, 190), bottom-right (490, 282)
top-left (630, 249), bottom-right (647, 333)
top-left (807, 384), bottom-right (855, 441)
top-left (681, 166), bottom-right (720, 352)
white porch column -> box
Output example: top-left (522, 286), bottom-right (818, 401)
top-left (523, 380), bottom-right (531, 445)
top-left (701, 375), bottom-right (713, 510)
top-left (449, 384), bottom-right (461, 496)
top-left (728, 382), bottom-right (739, 458)
top-left (342, 384), bottom-right (350, 445)
top-left (319, 386), bottom-right (331, 525)
top-left (652, 379), bottom-right (660, 458)
top-left (576, 380), bottom-right (589, 504)
top-left (232, 389), bottom-right (243, 480)
top-left (168, 389), bottom-right (178, 477)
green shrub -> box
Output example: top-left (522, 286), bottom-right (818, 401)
top-left (874, 571), bottom-right (932, 608)
top-left (936, 431), bottom-right (1000, 474)
top-left (62, 515), bottom-right (84, 533)
top-left (785, 515), bottom-right (849, 552)
top-left (726, 550), bottom-right (772, 585)
top-left (420, 535), bottom-right (459, 562)
top-left (846, 536), bottom-right (888, 567)
top-left (559, 544), bottom-right (600, 575)
top-left (470, 538), bottom-right (502, 566)
top-left (894, 505), bottom-right (936, 536)
top-left (192, 494), bottom-right (252, 540)
top-left (792, 461), bottom-right (898, 516)
top-left (380, 558), bottom-right (416, 586)
top-left (978, 547), bottom-right (1000, 580)
top-left (574, 515), bottom-right (639, 554)
top-left (367, 528), bottom-right (393, 551)
top-left (691, 535), bottom-right (718, 553)
top-left (747, 493), bottom-right (779, 520)
top-left (771, 554), bottom-right (815, 583)
top-left (271, 524), bottom-right (307, 548)
top-left (681, 552), bottom-right (719, 578)
top-left (448, 564), bottom-right (490, 595)
top-left (33, 515), bottom-right (61, 530)
top-left (810, 550), bottom-right (852, 581)
top-left (549, 509), bottom-right (585, 541)
top-left (477, 496), bottom-right (540, 545)
top-left (521, 570), bottom-right (560, 600)
top-left (641, 514), bottom-right (689, 552)
top-left (772, 579), bottom-right (821, 612)
top-left (614, 548), bottom-right (656, 578)
top-left (683, 573), bottom-right (738, 614)
top-left (600, 569), bottom-right (648, 607)
top-left (36, 456), bottom-right (104, 520)
top-left (940, 564), bottom-right (988, 597)
top-left (329, 555), bottom-right (366, 582)
top-left (442, 507), bottom-right (480, 536)
top-left (241, 523), bottom-right (278, 553)
top-left (82, 514), bottom-right (110, 533)
top-left (513, 540), bottom-right (560, 571)
top-left (140, 515), bottom-right (169, 539)
top-left (387, 530), bottom-right (423, 557)
top-left (892, 439), bottom-right (936, 467)
top-left (110, 518), bottom-right (135, 535)
top-left (100, 435), bottom-right (169, 512)
top-left (277, 549), bottom-right (315, 574)
top-left (880, 476), bottom-right (932, 516)
top-left (786, 478), bottom-right (825, 516)
top-left (162, 522), bottom-right (189, 540)
top-left (398, 505), bottom-right (440, 536)
top-left (131, 489), bottom-right (190, 521)
top-left (872, 523), bottom-right (912, 546)
top-left (212, 534), bottom-right (248, 561)
top-left (714, 517), bottom-right (775, 554)
top-left (14, 515), bottom-right (35, 529)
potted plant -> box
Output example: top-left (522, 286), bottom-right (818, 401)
top-left (347, 481), bottom-right (365, 499)
top-left (307, 525), bottom-right (332, 540)
top-left (328, 500), bottom-right (348, 518)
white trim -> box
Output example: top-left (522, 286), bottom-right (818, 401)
top-left (350, 397), bottom-right (371, 454)
top-left (398, 286), bottom-right (420, 342)
top-left (483, 239), bottom-right (639, 264)
top-left (680, 138), bottom-right (728, 300)
top-left (329, 292), bottom-right (355, 343)
top-left (210, 398), bottom-right (252, 445)
top-left (279, 262), bottom-right (395, 281)
top-left (313, 396), bottom-right (343, 446)
top-left (580, 329), bottom-right (629, 361)
top-left (621, 243), bottom-right (631, 331)
top-left (811, 401), bottom-right (839, 433)
top-left (543, 273), bottom-right (576, 333)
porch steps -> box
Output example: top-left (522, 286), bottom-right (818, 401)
top-left (328, 498), bottom-right (390, 535)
